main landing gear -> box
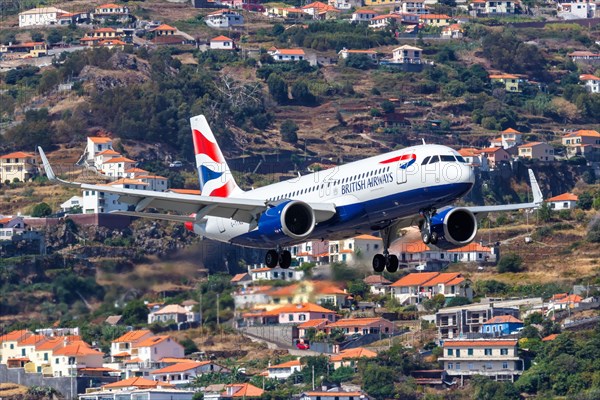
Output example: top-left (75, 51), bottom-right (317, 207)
top-left (420, 207), bottom-right (438, 245)
top-left (265, 248), bottom-right (292, 269)
top-left (372, 226), bottom-right (399, 273)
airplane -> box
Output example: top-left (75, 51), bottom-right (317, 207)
top-left (38, 114), bottom-right (543, 273)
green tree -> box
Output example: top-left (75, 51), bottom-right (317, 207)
top-left (497, 253), bottom-right (523, 273)
top-left (31, 32), bottom-right (44, 42)
top-left (291, 80), bottom-right (316, 105)
top-left (47, 29), bottom-right (62, 45)
top-left (121, 299), bottom-right (149, 325)
top-left (587, 216), bottom-right (600, 243)
top-left (329, 366), bottom-right (354, 384)
top-left (280, 120), bottom-right (298, 143)
top-left (31, 202), bottom-right (52, 217)
top-left (348, 279), bottom-right (369, 300)
top-left (537, 202), bottom-right (553, 223)
top-left (380, 100), bottom-right (395, 114)
top-left (577, 192), bottom-right (593, 210)
top-left (361, 364), bottom-right (396, 400)
top-left (267, 74), bottom-right (288, 104)
top-left (344, 53), bottom-right (376, 70)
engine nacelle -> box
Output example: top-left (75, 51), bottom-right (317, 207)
top-left (257, 200), bottom-right (316, 241)
top-left (429, 207), bottom-right (478, 250)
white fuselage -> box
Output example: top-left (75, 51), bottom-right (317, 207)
top-left (192, 144), bottom-right (475, 248)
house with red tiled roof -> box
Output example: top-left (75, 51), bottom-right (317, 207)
top-left (562, 129), bottom-right (600, 161)
top-left (206, 10), bottom-right (244, 28)
top-left (489, 73), bottom-right (523, 92)
top-left (204, 383), bottom-right (264, 398)
top-left (518, 142), bottom-right (554, 161)
top-left (542, 333), bottom-right (558, 342)
top-left (329, 0), bottom-right (362, 10)
top-left (103, 376), bottom-right (174, 391)
top-left (419, 13), bottom-right (451, 26)
top-left (210, 35), bottom-right (236, 50)
top-left (580, 74), bottom-right (600, 93)
top-left (439, 339), bottom-right (523, 384)
top-left (330, 347), bottom-right (377, 370)
top-left (457, 148), bottom-right (488, 171)
top-left (110, 330), bottom-right (153, 361)
top-left (102, 156), bottom-right (136, 178)
top-left (268, 48), bottom-right (306, 62)
top-left (302, 1), bottom-right (339, 19)
top-left (363, 275), bottom-right (392, 295)
top-left (268, 280), bottom-right (349, 309)
top-left (53, 341), bottom-right (104, 377)
top-left (148, 304), bottom-right (199, 325)
top-left (477, 147), bottom-right (510, 168)
top-left (441, 23), bottom-right (464, 39)
top-left (262, 303), bottom-right (338, 325)
top-left (547, 192), bottom-right (578, 210)
top-left (151, 360), bottom-right (228, 385)
top-left (351, 9), bottom-right (379, 22)
top-left (266, 359), bottom-right (302, 379)
top-left (93, 3), bottom-right (131, 23)
top-left (481, 315), bottom-right (524, 336)
top-left (247, 263), bottom-right (305, 282)
top-left (490, 127), bottom-right (523, 149)
top-left (0, 330), bottom-right (32, 364)
top-left (288, 240), bottom-right (329, 265)
top-left (231, 272), bottom-right (252, 287)
top-left (390, 272), bottom-right (472, 305)
top-left (298, 390), bottom-right (370, 400)
top-left (549, 293), bottom-right (583, 312)
top-left (136, 336), bottom-right (184, 364)
top-left (0, 151), bottom-right (37, 183)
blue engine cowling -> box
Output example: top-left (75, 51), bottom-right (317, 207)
top-left (429, 207), bottom-right (478, 250)
top-left (257, 200), bottom-right (316, 241)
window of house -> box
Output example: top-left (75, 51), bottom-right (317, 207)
top-left (456, 363), bottom-right (461, 370)
top-left (502, 362), bottom-right (508, 369)
top-left (468, 348), bottom-right (473, 356)
top-left (456, 349), bottom-right (461, 357)
top-left (484, 348), bottom-right (492, 356)
top-left (447, 349), bottom-right (453, 356)
top-left (500, 348), bottom-right (508, 355)
top-left (448, 362), bottom-right (453, 369)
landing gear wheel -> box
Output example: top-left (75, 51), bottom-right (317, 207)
top-left (279, 250), bottom-right (292, 269)
top-left (422, 231), bottom-right (431, 244)
top-left (265, 250), bottom-right (278, 268)
top-left (373, 254), bottom-right (386, 273)
top-left (430, 232), bottom-right (438, 245)
top-left (387, 255), bottom-right (399, 273)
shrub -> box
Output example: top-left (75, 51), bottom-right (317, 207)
top-left (587, 216), bottom-right (600, 243)
top-left (497, 253), bottom-right (523, 273)
top-left (280, 120), bottom-right (298, 143)
top-left (31, 202), bottom-right (52, 217)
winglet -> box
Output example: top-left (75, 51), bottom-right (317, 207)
top-left (37, 147), bottom-right (81, 188)
top-left (528, 169), bottom-right (543, 207)
top-left (38, 147), bottom-right (56, 181)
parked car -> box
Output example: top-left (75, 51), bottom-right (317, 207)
top-left (296, 342), bottom-right (310, 350)
top-left (169, 160), bottom-right (183, 168)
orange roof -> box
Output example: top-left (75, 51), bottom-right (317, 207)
top-left (328, 317), bottom-right (389, 328)
top-left (226, 383), bottom-right (264, 398)
top-left (483, 315), bottom-right (523, 324)
top-left (303, 1), bottom-right (336, 11)
top-left (94, 27), bottom-right (117, 33)
top-left (502, 128), bottom-right (521, 134)
top-left (444, 340), bottom-right (518, 347)
top-left (0, 152), bottom-right (35, 159)
top-left (160, 357), bottom-right (196, 363)
top-left (99, 39), bottom-right (127, 46)
top-left (125, 167), bottom-right (148, 173)
top-left (580, 74), bottom-right (600, 81)
top-left (542, 334), bottom-right (558, 342)
top-left (113, 351), bottom-right (131, 357)
top-left (124, 357), bottom-right (143, 364)
top-left (54, 341), bottom-right (103, 356)
top-left (231, 273), bottom-right (250, 282)
top-left (563, 130), bottom-right (600, 138)
top-left (151, 24), bottom-right (176, 32)
top-left (137, 175), bottom-right (167, 180)
top-left (479, 147), bottom-right (505, 154)
top-left (297, 318), bottom-right (329, 328)
top-left (519, 141), bottom-right (547, 148)
top-left (17, 334), bottom-right (47, 346)
top-left (35, 336), bottom-right (80, 351)
top-left (108, 178), bottom-right (148, 186)
top-left (103, 377), bottom-right (174, 389)
top-left (102, 156), bottom-right (135, 164)
top-left (557, 294), bottom-right (582, 303)
top-left (268, 359), bottom-right (301, 369)
top-left (447, 242), bottom-right (492, 252)
top-left (330, 347), bottom-right (377, 362)
top-left (152, 361), bottom-right (211, 374)
top-left (355, 9), bottom-right (379, 14)
top-left (274, 48), bottom-right (305, 56)
top-left (264, 303), bottom-right (336, 316)
top-left (391, 272), bottom-right (439, 287)
top-left (422, 273), bottom-right (462, 286)
top-left (211, 35), bottom-right (233, 42)
top-left (96, 149), bottom-right (120, 156)
top-left (98, 3), bottom-right (122, 8)
top-left (113, 330), bottom-right (152, 343)
top-left (420, 14), bottom-right (451, 19)
top-left (363, 275), bottom-right (391, 285)
top-left (88, 136), bottom-right (112, 144)
top-left (136, 335), bottom-right (173, 348)
top-left (169, 188), bottom-right (202, 195)
top-left (303, 392), bottom-right (363, 397)
top-left (489, 74), bottom-right (519, 79)
top-left (548, 192), bottom-right (578, 202)
top-left (251, 268), bottom-right (271, 273)
top-left (353, 234), bottom-right (381, 241)
top-left (0, 330), bottom-right (31, 343)
top-left (458, 147), bottom-right (480, 157)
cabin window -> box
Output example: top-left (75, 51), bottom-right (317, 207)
top-left (441, 155), bottom-right (455, 162)
top-left (429, 155), bottom-right (440, 164)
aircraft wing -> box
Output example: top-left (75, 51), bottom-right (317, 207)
top-left (38, 147), bottom-right (337, 225)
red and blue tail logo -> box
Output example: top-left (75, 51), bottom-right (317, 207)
top-left (379, 153), bottom-right (417, 169)
top-left (191, 119), bottom-right (239, 198)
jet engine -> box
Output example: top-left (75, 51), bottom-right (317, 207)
top-left (257, 200), bottom-right (316, 241)
top-left (429, 207), bottom-right (478, 250)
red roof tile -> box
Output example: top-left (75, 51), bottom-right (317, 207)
top-left (548, 193), bottom-right (578, 202)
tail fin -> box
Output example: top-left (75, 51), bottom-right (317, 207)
top-left (191, 115), bottom-right (242, 197)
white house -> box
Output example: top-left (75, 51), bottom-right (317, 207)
top-left (0, 151), bottom-right (37, 183)
top-left (490, 128), bottom-right (523, 149)
top-left (369, 14), bottom-right (404, 29)
top-left (210, 35), bottom-right (236, 50)
top-left (82, 178), bottom-right (148, 214)
top-left (580, 74), bottom-right (600, 93)
top-left (110, 330), bottom-right (154, 361)
top-left (137, 175), bottom-right (169, 192)
top-left (266, 359), bottom-right (302, 380)
top-left (547, 193), bottom-right (578, 210)
top-left (94, 149), bottom-right (121, 170)
top-left (52, 341), bottom-right (104, 377)
top-left (151, 361), bottom-right (228, 386)
top-left (288, 240), bottom-right (329, 264)
top-left (442, 23), bottom-right (464, 39)
top-left (351, 9), bottom-right (379, 22)
top-left (458, 148), bottom-right (489, 171)
top-left (363, 275), bottom-right (392, 295)
top-left (205, 10), bottom-right (244, 28)
top-left (136, 336), bottom-right (185, 364)
top-left (517, 142), bottom-right (555, 161)
top-left (0, 217), bottom-right (26, 241)
top-left (558, 0), bottom-right (596, 19)
top-left (19, 7), bottom-right (67, 27)
top-left (148, 305), bottom-right (199, 325)
top-left (328, 0), bottom-right (362, 10)
top-left (86, 136), bottom-right (114, 163)
top-left (247, 264), bottom-right (305, 282)
top-left (391, 45), bottom-right (423, 64)
top-left (485, 0), bottom-right (516, 14)
top-left (390, 272), bottom-right (472, 305)
top-left (60, 196), bottom-right (83, 213)
top-left (396, 0), bottom-right (428, 14)
top-left (338, 48), bottom-right (377, 61)
top-left (328, 234), bottom-right (382, 264)
top-left (268, 48), bottom-right (306, 62)
top-left (102, 156), bottom-right (136, 178)
top-left (125, 167), bottom-right (150, 179)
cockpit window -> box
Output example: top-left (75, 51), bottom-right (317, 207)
top-left (429, 155), bottom-right (440, 164)
top-left (440, 155), bottom-right (455, 162)
top-left (455, 155), bottom-right (466, 163)
top-left (421, 156), bottom-right (431, 165)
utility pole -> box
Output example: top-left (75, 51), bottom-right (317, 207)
top-left (312, 365), bottom-right (315, 390)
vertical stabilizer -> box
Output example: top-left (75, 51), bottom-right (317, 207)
top-left (190, 115), bottom-right (242, 197)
